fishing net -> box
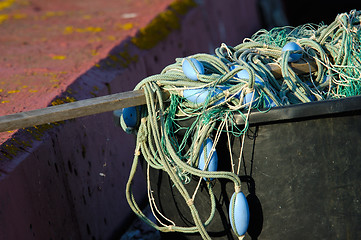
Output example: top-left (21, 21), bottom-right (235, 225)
top-left (123, 10), bottom-right (361, 239)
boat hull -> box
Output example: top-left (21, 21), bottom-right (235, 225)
top-left (148, 98), bottom-right (361, 239)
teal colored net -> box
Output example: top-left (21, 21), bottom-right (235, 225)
top-left (124, 10), bottom-right (361, 240)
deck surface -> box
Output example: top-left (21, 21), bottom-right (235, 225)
top-left (0, 0), bottom-right (174, 143)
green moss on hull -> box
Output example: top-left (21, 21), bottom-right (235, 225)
top-left (169, 0), bottom-right (197, 15)
top-left (131, 0), bottom-right (197, 50)
top-left (0, 95), bottom-right (76, 160)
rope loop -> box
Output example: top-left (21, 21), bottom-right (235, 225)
top-left (234, 185), bottom-right (241, 193)
top-left (125, 10), bottom-right (361, 240)
top-left (134, 150), bottom-right (141, 156)
top-left (167, 225), bottom-right (175, 232)
top-left (186, 198), bottom-right (194, 206)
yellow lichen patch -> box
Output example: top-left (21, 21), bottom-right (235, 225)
top-left (28, 89), bottom-right (38, 93)
top-left (107, 35), bottom-right (116, 41)
top-left (49, 72), bottom-right (59, 78)
top-left (0, 0), bottom-right (14, 11)
top-left (131, 10), bottom-right (180, 50)
top-left (123, 22), bottom-right (134, 30)
top-left (118, 50), bottom-right (138, 68)
top-left (91, 49), bottom-right (98, 56)
top-left (51, 96), bottom-right (76, 106)
top-left (10, 137), bottom-right (32, 149)
top-left (77, 26), bottom-right (103, 33)
top-left (18, 0), bottom-right (29, 6)
top-left (98, 45), bottom-right (139, 69)
top-left (169, 0), bottom-right (197, 15)
top-left (26, 123), bottom-right (61, 141)
top-left (12, 13), bottom-right (27, 19)
top-left (109, 54), bottom-right (119, 62)
top-left (0, 89), bottom-right (3, 92)
top-left (0, 14), bottom-right (9, 24)
top-left (8, 90), bottom-right (20, 94)
top-left (21, 85), bottom-right (28, 88)
top-left (116, 22), bottom-right (134, 31)
top-left (2, 143), bottom-right (21, 159)
top-left (51, 55), bottom-right (66, 60)
top-left (1, 100), bottom-right (9, 103)
top-left (66, 88), bottom-right (75, 95)
top-left (1, 125), bottom-right (62, 159)
top-left (64, 26), bottom-right (74, 34)
top-left (131, 0), bottom-right (196, 50)
top-left (89, 86), bottom-right (99, 96)
top-left (41, 11), bottom-right (65, 19)
top-left (65, 26), bottom-right (103, 34)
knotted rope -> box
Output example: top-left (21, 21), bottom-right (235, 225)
top-left (125, 10), bottom-right (361, 239)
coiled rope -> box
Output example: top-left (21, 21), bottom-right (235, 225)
top-left (125, 10), bottom-right (361, 239)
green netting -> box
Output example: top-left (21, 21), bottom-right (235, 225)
top-left (125, 10), bottom-right (361, 240)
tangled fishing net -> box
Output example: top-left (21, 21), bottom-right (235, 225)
top-left (123, 10), bottom-right (361, 239)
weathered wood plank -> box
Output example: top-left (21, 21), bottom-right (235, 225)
top-left (0, 89), bottom-right (153, 132)
top-left (266, 59), bottom-right (318, 79)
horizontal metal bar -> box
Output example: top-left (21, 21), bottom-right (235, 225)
top-left (235, 95), bottom-right (361, 125)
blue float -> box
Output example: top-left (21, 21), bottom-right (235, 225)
top-left (198, 138), bottom-right (218, 180)
top-left (323, 74), bottom-right (331, 84)
top-left (230, 67), bottom-right (276, 108)
top-left (230, 68), bottom-right (263, 86)
top-left (229, 191), bottom-right (250, 237)
top-left (122, 106), bottom-right (138, 128)
top-left (305, 74), bottom-right (329, 87)
top-left (237, 69), bottom-right (263, 108)
top-left (229, 64), bottom-right (238, 73)
top-left (236, 69), bottom-right (262, 84)
top-left (282, 42), bottom-right (303, 62)
top-left (243, 91), bottom-right (259, 108)
top-left (183, 88), bottom-right (222, 105)
top-left (182, 58), bottom-right (205, 81)
top-left (212, 86), bottom-right (234, 105)
top-left (264, 95), bottom-right (277, 107)
top-left (309, 95), bottom-right (317, 101)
